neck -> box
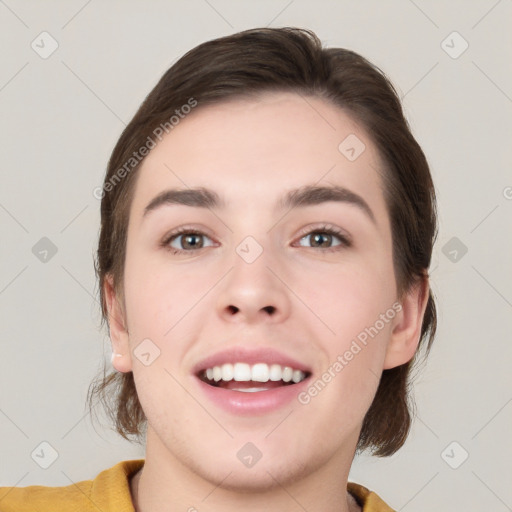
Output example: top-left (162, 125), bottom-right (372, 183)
top-left (130, 429), bottom-right (361, 512)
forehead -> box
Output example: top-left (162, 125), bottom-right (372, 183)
top-left (130, 92), bottom-right (388, 224)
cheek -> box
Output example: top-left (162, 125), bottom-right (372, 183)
top-left (293, 255), bottom-right (396, 340)
top-left (122, 249), bottom-right (221, 370)
top-left (290, 253), bottom-right (398, 415)
top-left (123, 248), bottom-right (186, 337)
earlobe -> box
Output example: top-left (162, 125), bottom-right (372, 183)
top-left (383, 276), bottom-right (430, 370)
top-left (111, 351), bottom-right (131, 373)
top-left (104, 274), bottom-right (133, 373)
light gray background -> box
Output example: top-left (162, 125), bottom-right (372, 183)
top-left (1, 1), bottom-right (511, 511)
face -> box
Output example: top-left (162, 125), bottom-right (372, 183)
top-left (107, 92), bottom-right (424, 490)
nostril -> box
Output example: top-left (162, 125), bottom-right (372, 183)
top-left (263, 305), bottom-right (276, 314)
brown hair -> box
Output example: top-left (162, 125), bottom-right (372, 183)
top-left (88, 27), bottom-right (437, 457)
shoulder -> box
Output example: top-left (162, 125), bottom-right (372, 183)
top-left (348, 482), bottom-right (396, 512)
top-left (0, 479), bottom-right (92, 511)
top-left (0, 459), bottom-right (144, 512)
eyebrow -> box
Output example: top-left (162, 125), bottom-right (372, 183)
top-left (143, 185), bottom-right (376, 224)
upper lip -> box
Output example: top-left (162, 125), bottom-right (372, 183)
top-left (192, 347), bottom-right (312, 376)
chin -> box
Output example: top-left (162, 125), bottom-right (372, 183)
top-left (193, 457), bottom-right (313, 493)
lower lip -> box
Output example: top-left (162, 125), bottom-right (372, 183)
top-left (195, 377), bottom-right (310, 415)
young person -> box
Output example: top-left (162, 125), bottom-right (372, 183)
top-left (0, 27), bottom-right (437, 512)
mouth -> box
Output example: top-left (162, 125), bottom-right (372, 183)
top-left (197, 362), bottom-right (311, 392)
top-left (192, 347), bottom-right (313, 414)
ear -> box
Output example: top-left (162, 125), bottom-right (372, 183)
top-left (383, 275), bottom-right (430, 369)
top-left (104, 274), bottom-right (133, 373)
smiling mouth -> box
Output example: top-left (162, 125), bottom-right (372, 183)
top-left (197, 362), bottom-right (311, 392)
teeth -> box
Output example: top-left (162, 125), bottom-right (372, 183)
top-left (269, 364), bottom-right (282, 381)
top-left (202, 362), bottom-right (307, 384)
top-left (282, 366), bottom-right (293, 382)
top-left (292, 369), bottom-right (304, 383)
top-left (251, 363), bottom-right (269, 382)
top-left (221, 363), bottom-right (234, 381)
top-left (233, 363), bottom-right (251, 381)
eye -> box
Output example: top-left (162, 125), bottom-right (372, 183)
top-left (162, 228), bottom-right (215, 254)
top-left (296, 225), bottom-right (351, 252)
top-left (161, 224), bottom-right (351, 255)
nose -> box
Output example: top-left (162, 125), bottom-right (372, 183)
top-left (216, 251), bottom-right (291, 325)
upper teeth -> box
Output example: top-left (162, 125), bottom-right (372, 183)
top-left (203, 363), bottom-right (307, 384)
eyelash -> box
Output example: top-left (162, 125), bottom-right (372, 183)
top-left (296, 225), bottom-right (352, 252)
top-left (161, 224), bottom-right (352, 255)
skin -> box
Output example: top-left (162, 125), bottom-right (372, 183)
top-left (104, 92), bottom-right (429, 512)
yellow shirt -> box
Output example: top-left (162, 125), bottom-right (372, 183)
top-left (0, 459), bottom-right (395, 511)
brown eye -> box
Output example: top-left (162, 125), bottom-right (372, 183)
top-left (297, 228), bottom-right (350, 250)
top-left (308, 232), bottom-right (335, 248)
top-left (175, 233), bottom-right (204, 250)
top-left (163, 229), bottom-right (215, 253)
